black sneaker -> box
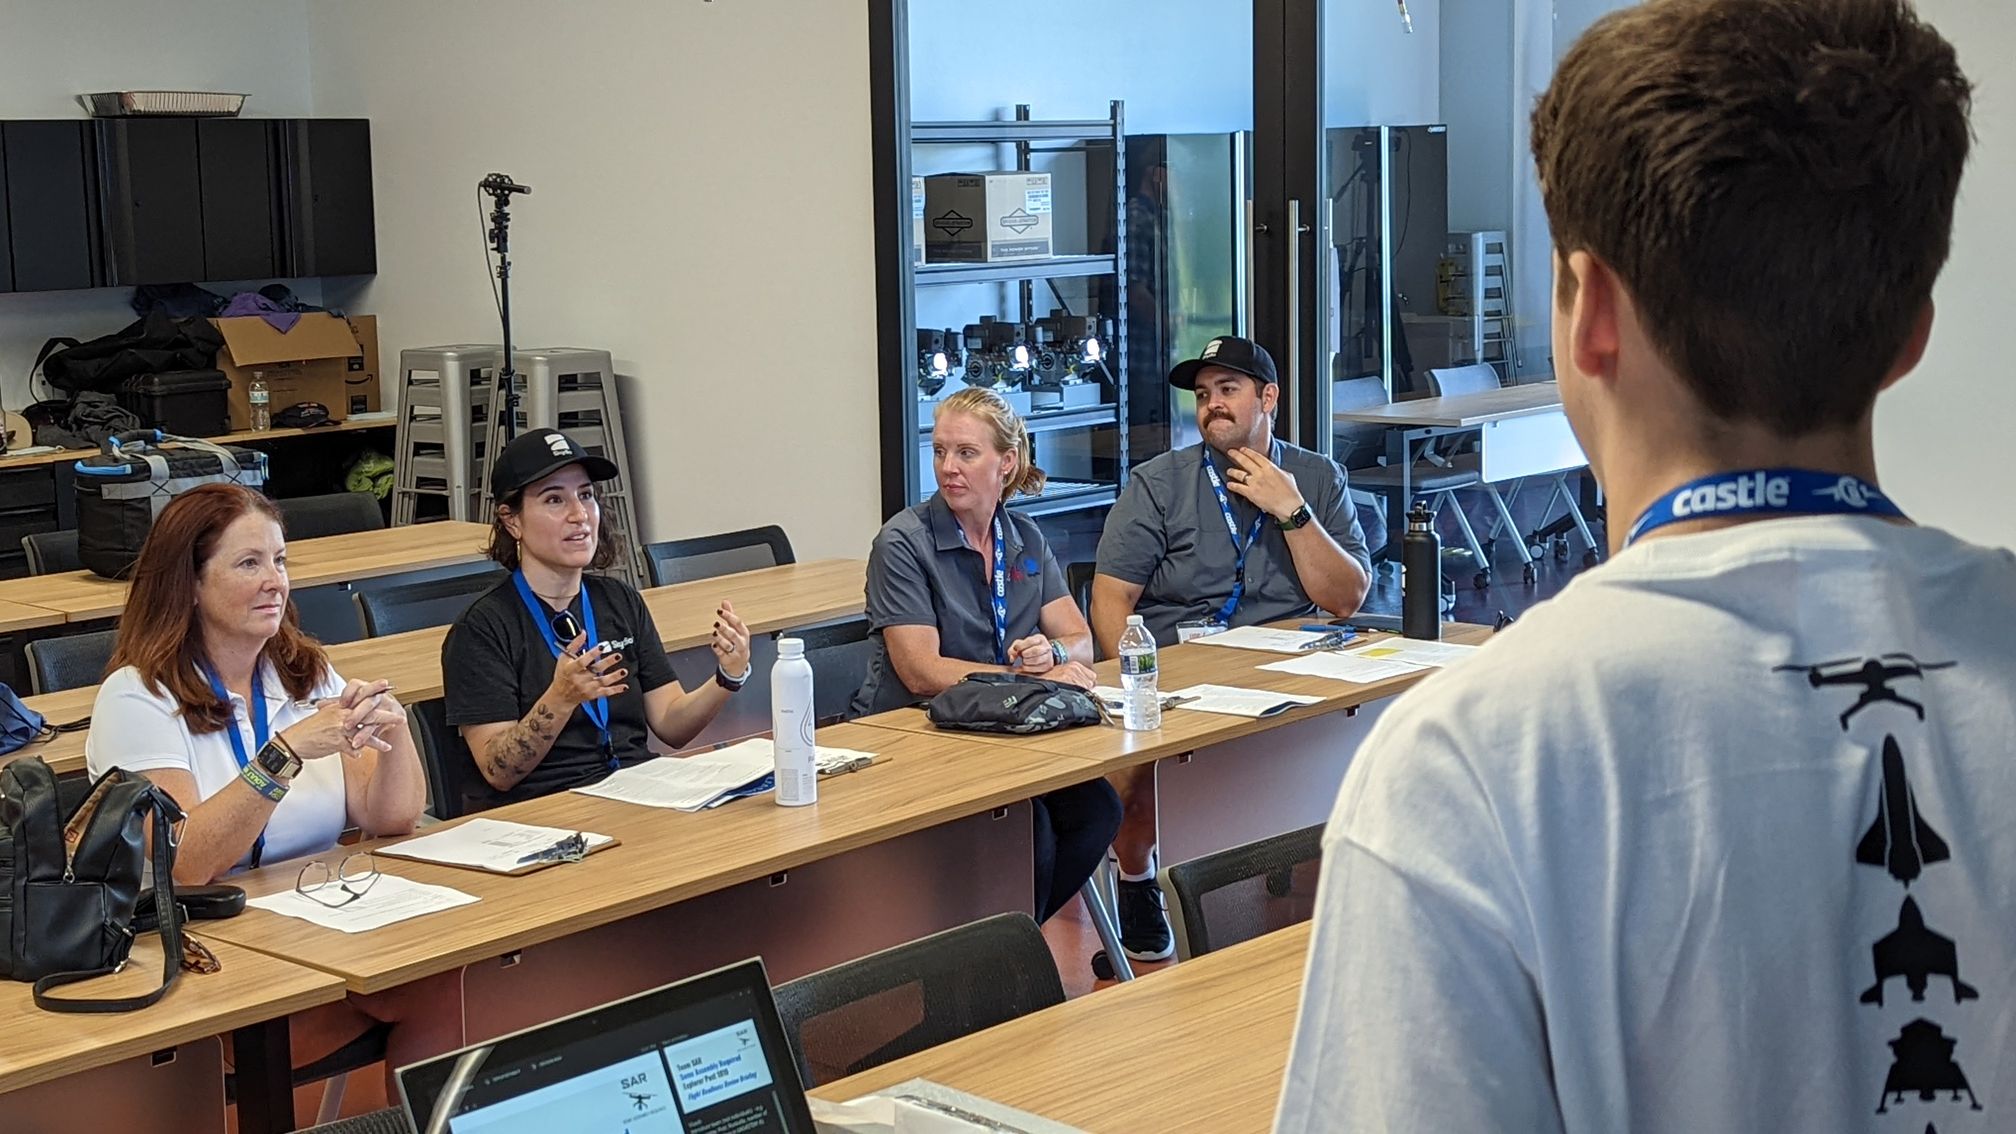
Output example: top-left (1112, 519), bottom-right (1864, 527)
top-left (1117, 877), bottom-right (1174, 961)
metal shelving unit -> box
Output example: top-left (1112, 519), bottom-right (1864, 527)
top-left (875, 99), bottom-right (1129, 522)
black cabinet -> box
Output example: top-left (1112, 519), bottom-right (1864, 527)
top-left (0, 116), bottom-right (372, 292)
top-left (198, 118), bottom-right (280, 281)
top-left (284, 119), bottom-right (375, 277)
top-left (2, 121), bottom-right (100, 291)
top-left (97, 118), bottom-right (206, 286)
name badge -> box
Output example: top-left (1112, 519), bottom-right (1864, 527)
top-left (1176, 620), bottom-right (1224, 643)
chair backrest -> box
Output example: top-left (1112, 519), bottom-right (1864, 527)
top-left (1425, 363), bottom-right (1503, 398)
top-left (354, 570), bottom-right (506, 638)
top-left (277, 492), bottom-right (387, 541)
top-left (24, 628), bottom-right (120, 695)
top-left (410, 697), bottom-right (493, 822)
top-left (644, 525), bottom-right (795, 587)
top-left (1330, 376), bottom-right (1395, 470)
top-left (1065, 561), bottom-right (1095, 618)
top-left (772, 912), bottom-right (1064, 1088)
top-left (20, 530), bottom-right (81, 576)
top-left (793, 617), bottom-right (874, 726)
top-left (291, 583), bottom-right (365, 645)
top-left (1161, 823), bottom-right (1326, 961)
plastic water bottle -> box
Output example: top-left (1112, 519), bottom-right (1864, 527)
top-left (1118, 614), bottom-right (1161, 731)
top-left (771, 637), bottom-right (817, 806)
top-left (249, 370), bottom-right (271, 431)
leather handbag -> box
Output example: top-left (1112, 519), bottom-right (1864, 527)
top-left (0, 757), bottom-right (189, 1013)
top-left (926, 673), bottom-right (1110, 734)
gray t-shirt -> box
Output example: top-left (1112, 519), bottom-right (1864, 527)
top-left (849, 493), bottom-right (1070, 717)
top-left (1094, 440), bottom-right (1372, 644)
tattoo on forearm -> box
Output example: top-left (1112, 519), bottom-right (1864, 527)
top-left (484, 701), bottom-right (565, 784)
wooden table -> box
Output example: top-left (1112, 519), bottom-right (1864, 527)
top-left (194, 718), bottom-right (1088, 992)
top-left (815, 922), bottom-right (1312, 1132)
top-left (6, 557), bottom-right (869, 779)
top-left (0, 597), bottom-right (63, 634)
top-left (0, 936), bottom-right (345, 1134)
top-left (0, 520), bottom-right (492, 623)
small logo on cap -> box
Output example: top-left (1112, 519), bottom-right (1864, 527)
top-left (1203, 338), bottom-right (1223, 359)
top-left (545, 434), bottom-right (572, 457)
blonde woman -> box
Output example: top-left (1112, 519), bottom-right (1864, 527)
top-left (849, 387), bottom-right (1120, 922)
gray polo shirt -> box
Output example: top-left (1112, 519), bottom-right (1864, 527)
top-left (849, 493), bottom-right (1070, 717)
top-left (1094, 441), bottom-right (1372, 645)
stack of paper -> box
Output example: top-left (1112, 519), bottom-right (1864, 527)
top-left (377, 818), bottom-right (614, 874)
top-left (1259, 651), bottom-right (1428, 684)
top-left (246, 874), bottom-right (478, 933)
top-left (1162, 683), bottom-right (1323, 719)
top-left (1186, 626), bottom-right (1336, 653)
top-left (574, 740), bottom-right (877, 811)
top-left (1346, 640), bottom-right (1481, 668)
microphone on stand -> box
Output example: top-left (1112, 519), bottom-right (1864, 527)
top-left (480, 172), bottom-right (531, 196)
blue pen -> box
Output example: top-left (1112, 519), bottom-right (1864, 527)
top-left (1299, 625), bottom-right (1356, 639)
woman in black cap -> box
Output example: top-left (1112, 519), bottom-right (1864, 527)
top-left (442, 428), bottom-right (753, 806)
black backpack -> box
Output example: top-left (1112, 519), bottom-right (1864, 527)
top-left (34, 312), bottom-right (224, 396)
top-left (926, 673), bottom-right (1109, 734)
top-left (0, 758), bottom-right (187, 1012)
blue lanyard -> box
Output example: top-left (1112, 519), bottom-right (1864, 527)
top-left (989, 512), bottom-right (1009, 665)
top-left (204, 663), bottom-right (269, 868)
top-left (1626, 468), bottom-right (1905, 547)
top-left (1201, 440), bottom-right (1281, 625)
top-left (512, 572), bottom-right (615, 770)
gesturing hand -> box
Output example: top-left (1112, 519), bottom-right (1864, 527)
top-left (548, 631), bottom-right (628, 706)
top-left (712, 600), bottom-right (752, 678)
top-left (1223, 446), bottom-right (1306, 521)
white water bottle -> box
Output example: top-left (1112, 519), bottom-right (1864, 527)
top-left (771, 637), bottom-right (817, 806)
top-left (1118, 614), bottom-right (1161, 731)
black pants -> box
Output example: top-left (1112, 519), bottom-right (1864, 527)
top-left (1031, 778), bottom-right (1124, 923)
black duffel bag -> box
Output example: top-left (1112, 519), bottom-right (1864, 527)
top-left (926, 672), bottom-right (1109, 734)
top-left (74, 430), bottom-right (269, 579)
top-left (0, 757), bottom-right (188, 1013)
top-left (34, 311), bottom-right (224, 396)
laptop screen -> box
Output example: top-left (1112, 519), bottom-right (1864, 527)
top-left (398, 958), bottom-right (814, 1134)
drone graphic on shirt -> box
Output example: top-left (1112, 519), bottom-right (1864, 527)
top-left (1774, 654), bottom-right (1956, 730)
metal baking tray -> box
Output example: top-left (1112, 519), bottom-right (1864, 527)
top-left (78, 91), bottom-right (247, 117)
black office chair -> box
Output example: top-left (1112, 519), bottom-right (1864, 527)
top-left (277, 491), bottom-right (387, 541)
top-left (354, 571), bottom-right (506, 638)
top-left (1160, 823), bottom-right (1325, 962)
top-left (1066, 561), bottom-right (1095, 618)
top-left (772, 912), bottom-right (1064, 1088)
top-left (292, 583), bottom-right (366, 645)
top-left (792, 617), bottom-right (874, 726)
top-left (20, 530), bottom-right (81, 576)
top-left (410, 696), bottom-right (493, 822)
top-left (644, 525), bottom-right (795, 587)
top-left (1333, 374), bottom-right (1486, 575)
top-left (298, 1107), bottom-right (410, 1133)
top-left (24, 628), bottom-right (120, 695)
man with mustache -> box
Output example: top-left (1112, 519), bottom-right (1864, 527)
top-left (1089, 335), bottom-right (1373, 962)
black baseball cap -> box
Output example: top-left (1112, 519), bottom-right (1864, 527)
top-left (489, 427), bottom-right (619, 498)
top-left (1168, 336), bottom-right (1278, 390)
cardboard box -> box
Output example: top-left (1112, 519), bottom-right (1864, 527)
top-left (213, 313), bottom-right (382, 431)
top-left (912, 175), bottom-right (926, 267)
top-left (924, 172), bottom-right (1053, 263)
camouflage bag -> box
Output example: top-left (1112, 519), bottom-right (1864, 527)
top-left (926, 673), bottom-right (1109, 734)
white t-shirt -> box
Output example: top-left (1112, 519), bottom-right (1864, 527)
top-left (1275, 516), bottom-right (2016, 1133)
top-left (87, 661), bottom-right (351, 870)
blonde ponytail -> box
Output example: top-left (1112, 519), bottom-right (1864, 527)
top-left (935, 387), bottom-right (1048, 498)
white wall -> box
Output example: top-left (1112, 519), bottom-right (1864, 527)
top-left (304, 0), bottom-right (879, 561)
top-left (1876, 0), bottom-right (2015, 549)
top-left (0, 0), bottom-right (314, 410)
top-left (1325, 0), bottom-right (1441, 128)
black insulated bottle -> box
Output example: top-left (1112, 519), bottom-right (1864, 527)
top-left (1402, 503), bottom-right (1442, 640)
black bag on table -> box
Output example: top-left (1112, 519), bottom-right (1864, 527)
top-left (926, 672), bottom-right (1109, 735)
top-left (34, 312), bottom-right (224, 396)
top-left (74, 430), bottom-right (269, 579)
top-left (0, 758), bottom-right (188, 1013)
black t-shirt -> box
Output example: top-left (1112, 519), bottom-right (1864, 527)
top-left (442, 574), bottom-right (680, 806)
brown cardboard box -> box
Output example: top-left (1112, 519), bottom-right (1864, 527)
top-left (213, 313), bottom-right (382, 431)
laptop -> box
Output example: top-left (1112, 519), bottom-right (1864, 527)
top-left (397, 957), bottom-right (816, 1134)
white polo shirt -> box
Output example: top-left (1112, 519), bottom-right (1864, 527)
top-left (87, 661), bottom-right (351, 870)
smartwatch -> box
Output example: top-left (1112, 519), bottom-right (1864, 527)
top-left (1277, 503), bottom-right (1314, 531)
top-left (1049, 639), bottom-right (1069, 668)
top-left (255, 734), bottom-right (302, 782)
top-left (715, 664), bottom-right (752, 693)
